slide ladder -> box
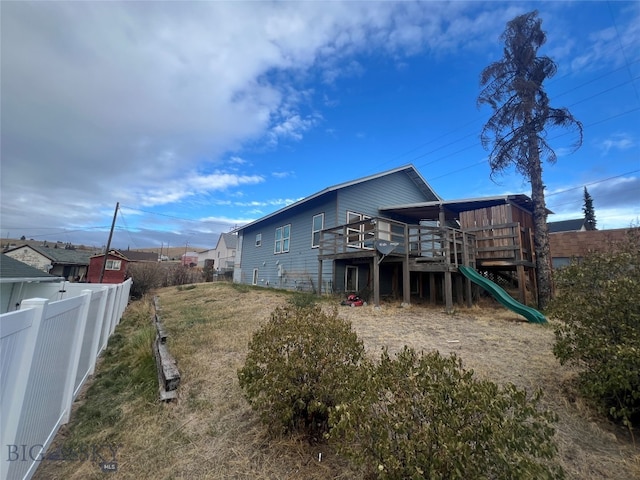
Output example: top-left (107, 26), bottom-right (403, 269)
top-left (458, 266), bottom-right (547, 324)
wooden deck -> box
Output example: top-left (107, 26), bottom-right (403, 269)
top-left (317, 217), bottom-right (536, 309)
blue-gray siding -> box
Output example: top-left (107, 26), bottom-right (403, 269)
top-left (236, 169), bottom-right (438, 292)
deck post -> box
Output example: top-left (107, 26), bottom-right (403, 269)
top-left (429, 273), bottom-right (436, 303)
top-left (465, 277), bottom-right (473, 307)
top-left (455, 274), bottom-right (464, 306)
top-left (373, 255), bottom-right (380, 307)
top-left (403, 223), bottom-right (410, 305)
top-left (317, 259), bottom-right (323, 296)
top-left (517, 264), bottom-right (527, 304)
top-left (403, 256), bottom-right (410, 305)
top-left (443, 227), bottom-right (454, 313)
top-left (444, 270), bottom-right (453, 313)
top-left (461, 232), bottom-right (473, 307)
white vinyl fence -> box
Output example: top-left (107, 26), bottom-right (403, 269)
top-left (0, 279), bottom-right (132, 480)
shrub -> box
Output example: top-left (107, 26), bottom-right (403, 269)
top-left (237, 304), bottom-right (366, 439)
top-left (286, 291), bottom-right (318, 308)
top-left (329, 347), bottom-right (563, 480)
top-left (162, 264), bottom-right (203, 287)
top-left (550, 229), bottom-right (640, 428)
top-left (126, 262), bottom-right (165, 298)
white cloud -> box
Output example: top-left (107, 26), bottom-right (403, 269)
top-left (5, 1), bottom-right (606, 246)
top-left (597, 133), bottom-right (636, 155)
top-left (272, 171), bottom-right (294, 179)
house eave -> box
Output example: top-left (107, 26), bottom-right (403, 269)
top-left (0, 276), bottom-right (65, 284)
top-left (233, 164), bottom-right (439, 233)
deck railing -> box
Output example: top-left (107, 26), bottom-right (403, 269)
top-left (318, 217), bottom-right (408, 256)
top-left (318, 218), bottom-right (477, 267)
top-left (464, 222), bottom-right (534, 264)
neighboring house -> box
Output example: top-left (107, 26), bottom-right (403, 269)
top-left (214, 232), bottom-right (237, 273)
top-left (182, 251), bottom-right (200, 267)
top-left (3, 244), bottom-right (93, 281)
top-left (86, 249), bottom-right (157, 283)
top-left (197, 233), bottom-right (237, 272)
top-left (197, 248), bottom-right (216, 268)
top-left (234, 165), bottom-right (442, 294)
top-left (549, 227), bottom-right (637, 268)
top-left (0, 254), bottom-right (63, 313)
top-left (547, 218), bottom-right (589, 233)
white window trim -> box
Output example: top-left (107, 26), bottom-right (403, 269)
top-left (346, 211), bottom-right (373, 249)
top-left (105, 259), bottom-right (122, 271)
top-left (345, 265), bottom-right (358, 292)
top-left (252, 268), bottom-right (259, 285)
top-left (255, 233), bottom-right (262, 247)
top-left (311, 213), bottom-right (324, 248)
top-left (274, 224), bottom-right (291, 254)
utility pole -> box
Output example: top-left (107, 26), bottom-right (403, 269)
top-left (99, 202), bottom-right (119, 283)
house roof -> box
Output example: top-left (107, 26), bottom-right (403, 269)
top-left (4, 244), bottom-right (94, 265)
top-left (89, 250), bottom-right (157, 262)
top-left (234, 165), bottom-right (441, 232)
top-left (118, 250), bottom-right (158, 262)
top-left (379, 194), bottom-right (551, 222)
top-left (90, 250), bottom-right (125, 261)
top-left (548, 218), bottom-right (587, 233)
top-left (0, 254), bottom-right (63, 283)
top-left (217, 232), bottom-right (237, 250)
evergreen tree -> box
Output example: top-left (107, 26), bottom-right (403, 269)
top-left (582, 186), bottom-right (597, 230)
top-left (478, 11), bottom-right (583, 310)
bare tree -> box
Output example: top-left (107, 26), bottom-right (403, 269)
top-left (478, 11), bottom-right (583, 310)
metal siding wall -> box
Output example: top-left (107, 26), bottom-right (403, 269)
top-left (238, 193), bottom-right (337, 289)
top-left (236, 171), bottom-right (434, 291)
top-left (337, 171), bottom-right (433, 221)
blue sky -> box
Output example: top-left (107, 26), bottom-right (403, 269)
top-left (1, 1), bottom-right (639, 250)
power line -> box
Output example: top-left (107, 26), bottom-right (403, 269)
top-left (120, 205), bottom-right (237, 229)
top-left (546, 169), bottom-right (640, 198)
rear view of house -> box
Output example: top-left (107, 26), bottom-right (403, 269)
top-left (234, 165), bottom-right (441, 293)
top-left (233, 164), bottom-right (547, 311)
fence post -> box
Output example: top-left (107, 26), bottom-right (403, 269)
top-left (88, 287), bottom-right (109, 376)
top-left (0, 299), bottom-right (48, 461)
top-left (60, 291), bottom-right (91, 424)
top-left (99, 287), bottom-right (116, 353)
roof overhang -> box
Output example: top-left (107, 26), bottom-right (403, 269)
top-left (380, 194), bottom-right (552, 222)
top-left (233, 164), bottom-right (440, 233)
top-left (0, 276), bottom-right (65, 284)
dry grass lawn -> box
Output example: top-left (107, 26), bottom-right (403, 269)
top-left (35, 283), bottom-right (638, 479)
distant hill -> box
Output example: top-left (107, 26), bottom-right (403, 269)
top-left (1, 238), bottom-right (101, 253)
top-left (136, 246), bottom-right (207, 261)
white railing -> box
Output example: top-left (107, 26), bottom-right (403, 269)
top-left (0, 278), bottom-right (132, 480)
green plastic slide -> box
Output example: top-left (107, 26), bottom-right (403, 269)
top-left (458, 265), bottom-right (547, 324)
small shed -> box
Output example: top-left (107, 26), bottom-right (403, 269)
top-left (86, 249), bottom-right (157, 283)
top-left (87, 250), bottom-right (129, 283)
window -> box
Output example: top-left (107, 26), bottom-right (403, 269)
top-left (312, 213), bottom-right (324, 248)
top-left (252, 268), bottom-right (259, 285)
top-left (255, 233), bottom-right (262, 247)
top-left (274, 224), bottom-right (291, 254)
top-left (346, 211), bottom-right (373, 249)
top-left (105, 259), bottom-right (121, 271)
